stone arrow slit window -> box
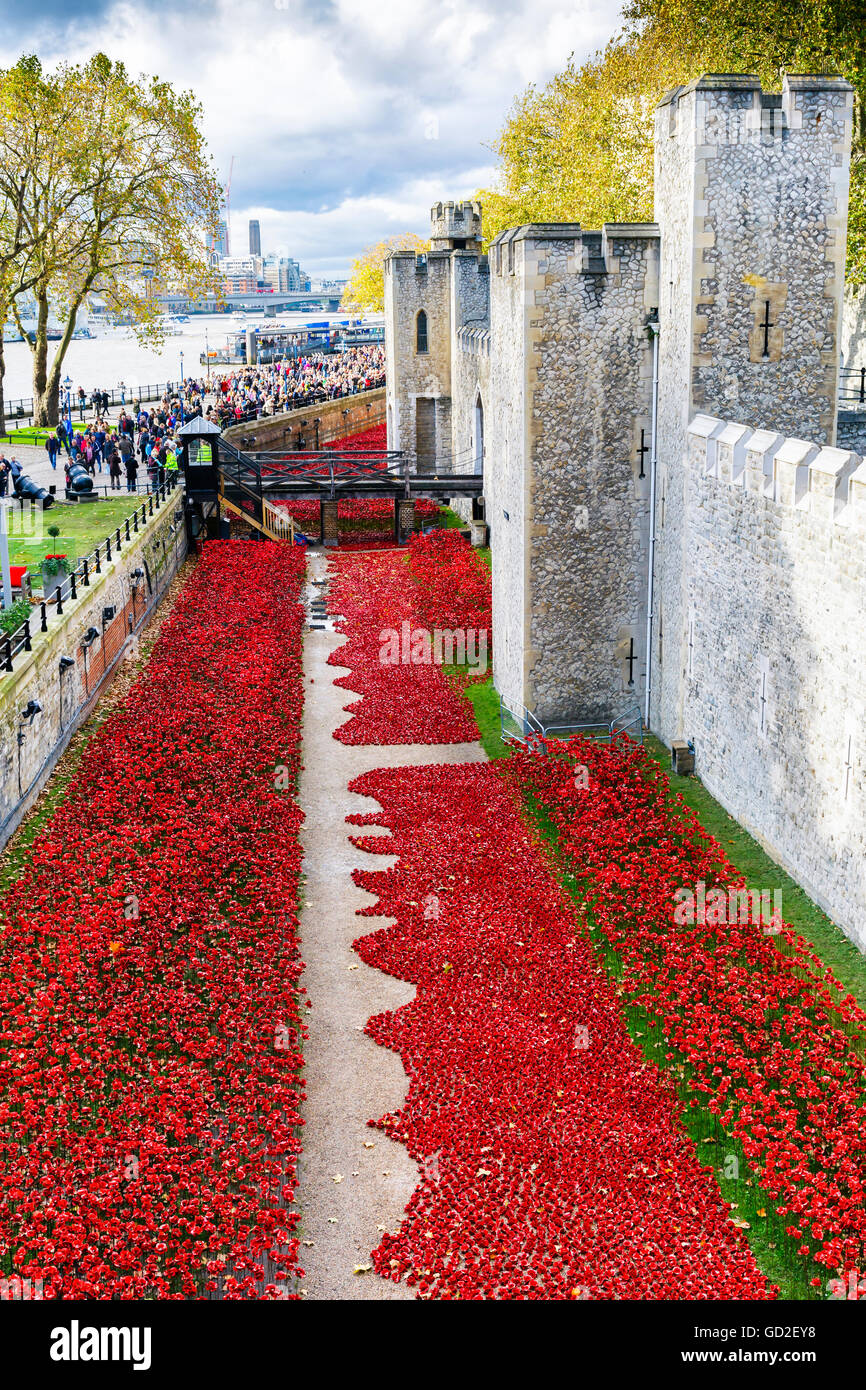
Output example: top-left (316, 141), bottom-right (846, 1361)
top-left (416, 310), bottom-right (428, 355)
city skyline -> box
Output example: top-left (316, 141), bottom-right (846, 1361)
top-left (0, 0), bottom-right (623, 277)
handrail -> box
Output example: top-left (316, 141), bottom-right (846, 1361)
top-left (839, 365), bottom-right (866, 405)
top-left (0, 474), bottom-right (181, 672)
top-left (0, 381), bottom-right (195, 434)
top-left (499, 696), bottom-right (644, 748)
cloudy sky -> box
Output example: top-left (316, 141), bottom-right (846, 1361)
top-left (0, 0), bottom-right (623, 279)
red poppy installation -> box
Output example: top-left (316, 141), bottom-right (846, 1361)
top-left (503, 736), bottom-right (866, 1293)
top-left (406, 529), bottom-right (491, 638)
top-left (327, 547), bottom-right (481, 744)
top-left (0, 541), bottom-right (308, 1299)
top-left (348, 762), bottom-right (772, 1299)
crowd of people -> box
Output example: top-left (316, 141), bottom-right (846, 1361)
top-left (45, 393), bottom-right (184, 492)
top-left (11, 345), bottom-right (386, 498)
top-left (209, 345), bottom-right (385, 428)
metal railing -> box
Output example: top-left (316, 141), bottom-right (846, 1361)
top-left (500, 696), bottom-right (644, 748)
top-left (0, 474), bottom-right (181, 674)
top-left (839, 366), bottom-right (866, 406)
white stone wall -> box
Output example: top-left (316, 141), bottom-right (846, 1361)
top-left (842, 284), bottom-right (866, 368)
top-left (486, 233), bottom-right (530, 718)
top-left (0, 500), bottom-right (186, 844)
top-left (674, 415), bottom-right (866, 948)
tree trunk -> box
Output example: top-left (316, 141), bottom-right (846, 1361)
top-left (31, 290), bottom-right (53, 427)
top-left (42, 300), bottom-right (83, 431)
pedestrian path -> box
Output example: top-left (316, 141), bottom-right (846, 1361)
top-left (295, 551), bottom-right (485, 1299)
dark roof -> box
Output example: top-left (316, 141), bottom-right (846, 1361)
top-left (177, 416), bottom-right (222, 439)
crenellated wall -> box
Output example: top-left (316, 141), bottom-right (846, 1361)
top-left (663, 414), bottom-right (866, 946)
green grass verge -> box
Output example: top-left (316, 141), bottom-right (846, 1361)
top-left (0, 423), bottom-right (87, 446)
top-left (642, 734), bottom-right (866, 1012)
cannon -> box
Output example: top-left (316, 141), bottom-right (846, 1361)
top-left (65, 463), bottom-right (94, 500)
top-left (12, 473), bottom-right (54, 509)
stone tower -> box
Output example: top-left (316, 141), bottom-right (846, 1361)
top-left (384, 201), bottom-right (488, 472)
top-left (651, 73), bottom-right (855, 742)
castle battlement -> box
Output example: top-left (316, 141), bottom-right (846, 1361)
top-left (430, 200), bottom-right (483, 251)
top-left (689, 414), bottom-right (866, 526)
top-left (385, 74), bottom-right (863, 949)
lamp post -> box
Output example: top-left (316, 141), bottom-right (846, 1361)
top-left (179, 351), bottom-right (185, 423)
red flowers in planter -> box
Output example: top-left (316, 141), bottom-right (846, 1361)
top-left (0, 541), bottom-right (308, 1299)
top-left (348, 762), bottom-right (772, 1300)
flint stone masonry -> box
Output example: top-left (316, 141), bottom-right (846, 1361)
top-left (837, 410), bottom-right (866, 454)
top-left (486, 223), bottom-right (659, 721)
top-left (653, 73), bottom-right (853, 752)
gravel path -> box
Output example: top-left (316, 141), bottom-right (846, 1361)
top-left (295, 550), bottom-right (486, 1299)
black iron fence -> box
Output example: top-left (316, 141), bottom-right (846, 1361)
top-left (1, 381), bottom-right (192, 433)
top-left (1, 474), bottom-right (182, 674)
top-left (839, 366), bottom-right (866, 406)
top-left (218, 376), bottom-right (386, 431)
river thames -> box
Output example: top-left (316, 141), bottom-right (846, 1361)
top-left (2, 310), bottom-right (355, 406)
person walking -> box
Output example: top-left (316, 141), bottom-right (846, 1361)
top-left (125, 453), bottom-right (138, 493)
top-left (45, 432), bottom-right (59, 470)
top-left (108, 448), bottom-right (122, 491)
top-left (56, 421), bottom-right (72, 458)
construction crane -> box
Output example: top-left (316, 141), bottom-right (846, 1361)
top-left (224, 155), bottom-right (235, 256)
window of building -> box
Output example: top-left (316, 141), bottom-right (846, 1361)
top-left (416, 310), bottom-right (428, 354)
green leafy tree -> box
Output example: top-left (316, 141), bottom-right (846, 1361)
top-left (0, 54), bottom-right (222, 425)
top-left (480, 1), bottom-right (866, 285)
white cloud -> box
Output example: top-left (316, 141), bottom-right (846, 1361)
top-left (15, 0), bottom-right (623, 276)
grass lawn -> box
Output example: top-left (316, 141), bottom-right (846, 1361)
top-left (466, 673), bottom-right (866, 1005)
top-left (642, 733), bottom-right (866, 1012)
top-left (0, 423), bottom-right (87, 446)
top-left (9, 497), bottom-right (150, 584)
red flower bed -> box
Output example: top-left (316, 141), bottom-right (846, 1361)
top-left (327, 550), bottom-right (481, 744)
top-left (407, 529), bottom-right (491, 639)
top-left (277, 497), bottom-right (439, 546)
top-left (337, 423), bottom-right (387, 450)
top-left (0, 541), bottom-right (308, 1299)
top-left (503, 737), bottom-right (866, 1292)
top-left (348, 762), bottom-right (772, 1299)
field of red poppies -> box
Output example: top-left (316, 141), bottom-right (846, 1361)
top-left (503, 736), bottom-right (866, 1296)
top-left (349, 762), bottom-right (772, 1299)
top-left (274, 424), bottom-right (446, 544)
top-left (0, 541), bottom-right (308, 1300)
top-left (327, 537), bottom-right (486, 745)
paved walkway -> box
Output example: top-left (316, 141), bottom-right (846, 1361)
top-left (295, 550), bottom-right (486, 1299)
